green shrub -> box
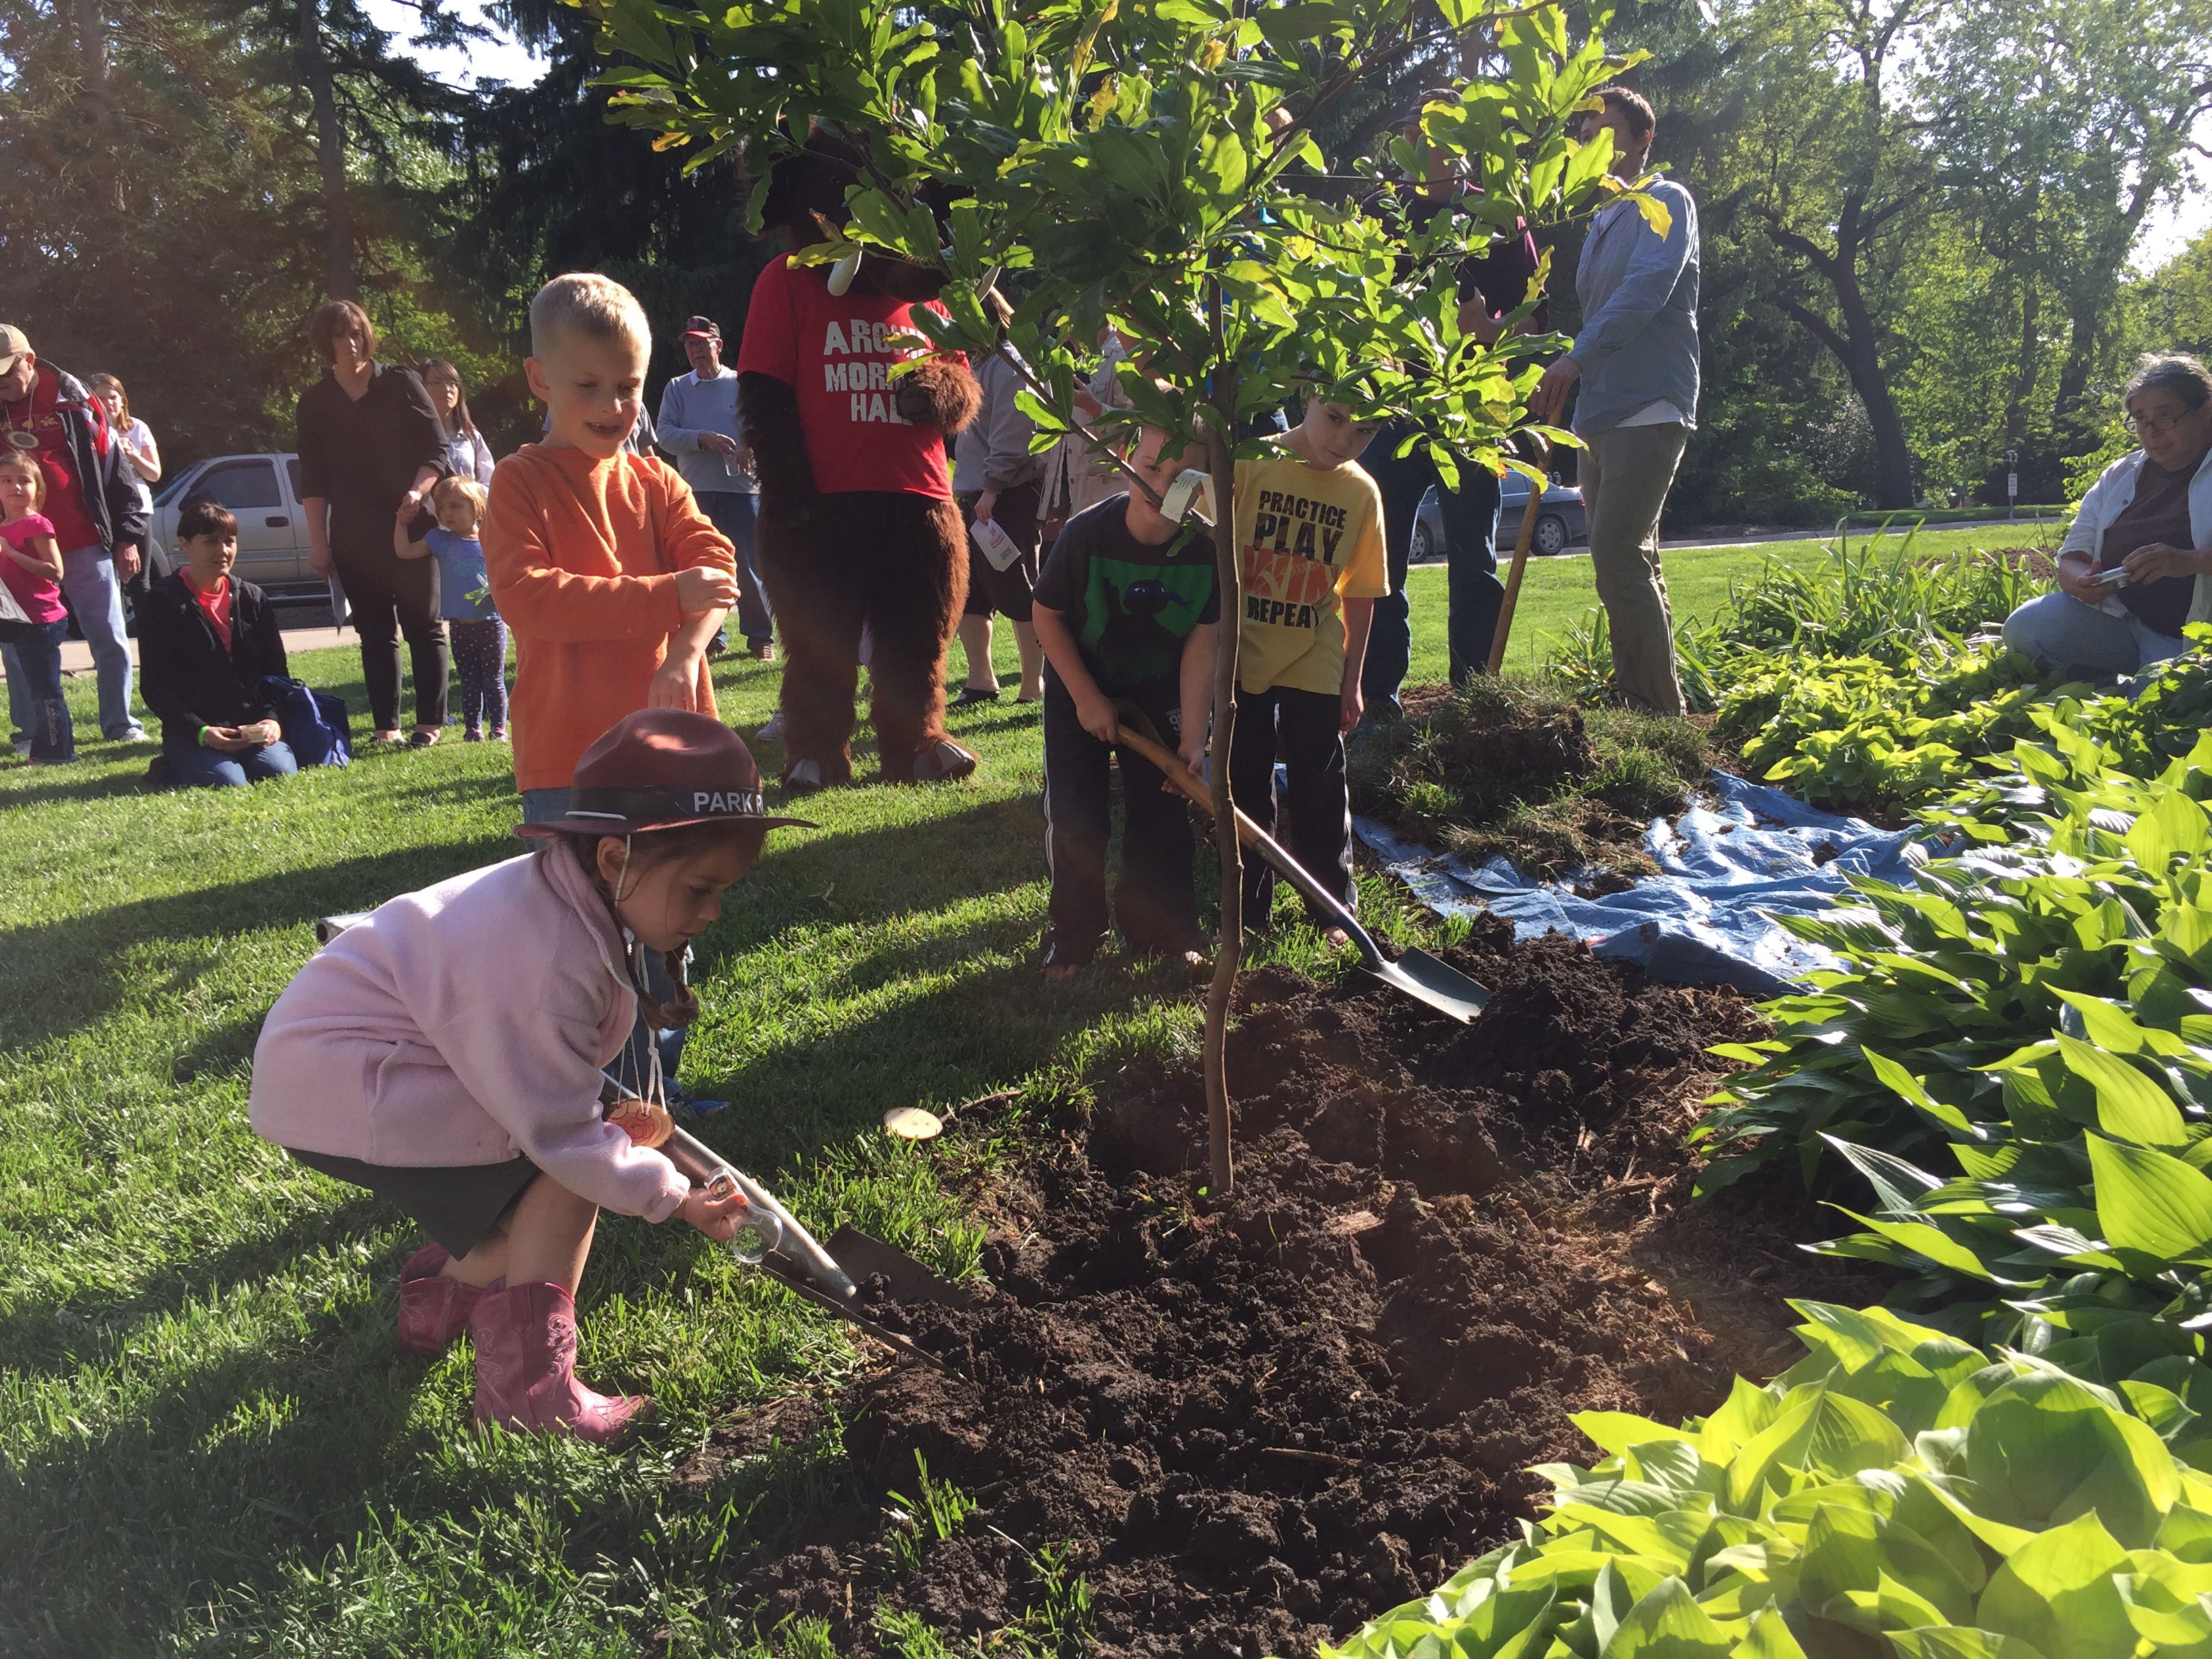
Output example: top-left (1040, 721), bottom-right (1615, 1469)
top-left (1324, 1301), bottom-right (2212, 1659)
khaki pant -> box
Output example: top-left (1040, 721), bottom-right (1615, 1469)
top-left (1581, 422), bottom-right (1689, 716)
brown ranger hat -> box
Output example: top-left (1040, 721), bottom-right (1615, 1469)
top-left (516, 708), bottom-right (816, 838)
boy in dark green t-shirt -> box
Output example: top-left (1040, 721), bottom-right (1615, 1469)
top-left (1029, 426), bottom-right (1221, 977)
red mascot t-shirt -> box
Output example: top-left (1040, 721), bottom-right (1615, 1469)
top-left (736, 255), bottom-right (954, 500)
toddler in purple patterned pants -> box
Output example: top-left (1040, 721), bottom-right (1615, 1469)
top-left (450, 616), bottom-right (508, 740)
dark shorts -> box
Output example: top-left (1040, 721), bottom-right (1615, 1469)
top-left (960, 482), bottom-right (1042, 621)
top-left (286, 1147), bottom-right (541, 1258)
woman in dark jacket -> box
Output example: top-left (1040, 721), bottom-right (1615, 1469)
top-left (295, 300), bottom-right (451, 745)
top-left (140, 497), bottom-right (298, 787)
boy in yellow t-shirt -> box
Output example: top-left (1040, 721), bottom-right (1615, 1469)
top-left (1229, 398), bottom-right (1390, 944)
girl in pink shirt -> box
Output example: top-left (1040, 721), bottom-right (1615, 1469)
top-left (249, 709), bottom-right (812, 1440)
top-left (0, 448), bottom-right (75, 763)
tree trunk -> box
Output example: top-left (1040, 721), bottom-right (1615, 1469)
top-left (2003, 279), bottom-right (2039, 447)
top-left (298, 0), bottom-right (360, 302)
top-left (75, 0), bottom-right (108, 89)
top-left (1767, 215), bottom-right (1917, 510)
top-left (1200, 305), bottom-right (1242, 1199)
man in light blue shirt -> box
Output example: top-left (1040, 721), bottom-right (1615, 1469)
top-left (657, 315), bottom-right (773, 659)
top-left (1530, 86), bottom-right (1698, 716)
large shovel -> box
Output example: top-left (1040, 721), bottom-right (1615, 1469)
top-left (1109, 703), bottom-right (1491, 1023)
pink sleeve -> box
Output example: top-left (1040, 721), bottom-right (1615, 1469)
top-left (735, 258), bottom-right (799, 386)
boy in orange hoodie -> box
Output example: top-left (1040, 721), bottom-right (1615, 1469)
top-left (485, 272), bottom-right (743, 1106)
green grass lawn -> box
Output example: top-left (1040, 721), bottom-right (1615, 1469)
top-left (1422, 521), bottom-right (2055, 681)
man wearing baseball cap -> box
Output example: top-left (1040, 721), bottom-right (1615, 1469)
top-left (657, 315), bottom-right (773, 662)
top-left (0, 323), bottom-right (154, 745)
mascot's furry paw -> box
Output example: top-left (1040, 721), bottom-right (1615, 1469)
top-left (893, 357), bottom-right (981, 434)
top-left (899, 737), bottom-right (979, 785)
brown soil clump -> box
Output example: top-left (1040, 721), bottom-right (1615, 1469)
top-left (697, 920), bottom-right (1869, 1658)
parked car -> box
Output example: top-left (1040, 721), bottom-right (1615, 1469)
top-left (149, 452), bottom-right (321, 597)
top-left (1412, 473), bottom-right (1586, 562)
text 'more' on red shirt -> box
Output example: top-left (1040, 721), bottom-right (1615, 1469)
top-left (735, 255), bottom-right (955, 499)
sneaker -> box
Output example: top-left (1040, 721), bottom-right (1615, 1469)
top-left (665, 1086), bottom-right (728, 1118)
top-left (464, 728), bottom-right (484, 743)
top-left (105, 722), bottom-right (148, 743)
top-left (1039, 927), bottom-right (1098, 981)
top-left (750, 640), bottom-right (776, 663)
top-left (489, 726), bottom-right (509, 742)
top-left (784, 755), bottom-right (825, 795)
top-left (758, 710), bottom-right (785, 743)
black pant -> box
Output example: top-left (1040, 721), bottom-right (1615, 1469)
top-left (335, 544), bottom-right (449, 731)
top-left (1360, 422), bottom-right (1506, 705)
top-left (1228, 684), bottom-right (1355, 927)
top-left (1041, 675), bottom-right (1199, 956)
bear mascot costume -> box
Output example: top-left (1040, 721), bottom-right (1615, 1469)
top-left (735, 134), bottom-right (983, 792)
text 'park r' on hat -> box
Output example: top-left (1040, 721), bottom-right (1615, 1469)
top-left (516, 708), bottom-right (816, 838)
top-left (680, 316), bottom-right (721, 340)
top-left (0, 325), bottom-right (30, 376)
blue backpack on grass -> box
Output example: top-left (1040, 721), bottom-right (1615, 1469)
top-left (254, 675), bottom-right (351, 769)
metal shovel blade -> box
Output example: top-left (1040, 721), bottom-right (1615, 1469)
top-left (823, 1225), bottom-right (979, 1309)
top-left (1364, 945), bottom-right (1490, 1022)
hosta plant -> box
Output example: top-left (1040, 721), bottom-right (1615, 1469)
top-left (1323, 1300), bottom-right (2212, 1659)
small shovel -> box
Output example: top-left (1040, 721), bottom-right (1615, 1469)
top-left (658, 1125), bottom-right (972, 1373)
top-left (1109, 701), bottom-right (1491, 1023)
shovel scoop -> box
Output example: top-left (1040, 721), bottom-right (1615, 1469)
top-left (1111, 701), bottom-right (1491, 1024)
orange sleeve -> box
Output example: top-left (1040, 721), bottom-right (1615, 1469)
top-left (483, 455), bottom-right (685, 644)
top-left (647, 459), bottom-right (738, 575)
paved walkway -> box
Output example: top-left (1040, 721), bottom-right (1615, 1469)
top-left (49, 613), bottom-right (353, 676)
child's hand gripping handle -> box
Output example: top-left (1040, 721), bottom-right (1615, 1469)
top-left (654, 1126), bottom-right (785, 1263)
top-left (1109, 699), bottom-right (1383, 972)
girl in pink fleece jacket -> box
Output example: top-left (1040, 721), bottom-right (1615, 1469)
top-left (249, 709), bottom-right (811, 1441)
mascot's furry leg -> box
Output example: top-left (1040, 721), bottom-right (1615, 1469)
top-left (758, 524), bottom-right (863, 790)
top-left (865, 493), bottom-right (972, 783)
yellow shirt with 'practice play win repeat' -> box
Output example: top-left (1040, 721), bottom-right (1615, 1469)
top-left (1231, 452), bottom-right (1390, 697)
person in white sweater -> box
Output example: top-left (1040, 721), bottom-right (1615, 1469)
top-left (657, 315), bottom-right (773, 659)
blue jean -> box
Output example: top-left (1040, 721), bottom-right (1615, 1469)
top-left (163, 737), bottom-right (299, 788)
top-left (518, 786), bottom-right (691, 1086)
top-left (1359, 428), bottom-right (1505, 712)
top-left (697, 491), bottom-right (772, 649)
top-left (2001, 592), bottom-right (2188, 677)
top-left (3, 619), bottom-right (77, 761)
top-left (62, 544), bottom-right (139, 736)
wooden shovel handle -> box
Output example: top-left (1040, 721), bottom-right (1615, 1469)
top-left (1109, 715), bottom-right (1216, 815)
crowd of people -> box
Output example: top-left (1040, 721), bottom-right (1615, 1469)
top-left (9, 85), bottom-right (2211, 1438)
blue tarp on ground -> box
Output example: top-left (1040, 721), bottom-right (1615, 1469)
top-left (1353, 772), bottom-right (1924, 996)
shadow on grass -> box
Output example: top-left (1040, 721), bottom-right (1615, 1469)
top-left (0, 760), bottom-right (165, 808)
top-left (0, 840), bottom-right (513, 1057)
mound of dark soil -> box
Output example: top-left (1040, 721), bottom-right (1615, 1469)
top-left (1347, 680), bottom-right (1709, 878)
top-left (701, 922), bottom-right (1868, 1658)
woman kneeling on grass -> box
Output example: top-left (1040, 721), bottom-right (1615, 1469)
top-left (2003, 352), bottom-right (2212, 679)
top-left (248, 708), bottom-right (812, 1441)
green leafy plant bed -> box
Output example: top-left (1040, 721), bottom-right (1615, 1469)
top-left (1327, 1299), bottom-right (2212, 1659)
top-left (1349, 678), bottom-right (1710, 880)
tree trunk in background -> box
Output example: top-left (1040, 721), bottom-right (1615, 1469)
top-left (297, 0), bottom-right (359, 302)
top-left (74, 0), bottom-right (124, 210)
top-left (1764, 190), bottom-right (1918, 509)
top-left (2004, 279), bottom-right (2040, 447)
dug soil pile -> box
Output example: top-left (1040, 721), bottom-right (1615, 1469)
top-left (704, 922), bottom-right (1868, 1658)
top-left (1345, 680), bottom-right (1710, 878)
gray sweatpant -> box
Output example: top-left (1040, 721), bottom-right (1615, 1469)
top-left (1581, 422), bottom-right (1689, 717)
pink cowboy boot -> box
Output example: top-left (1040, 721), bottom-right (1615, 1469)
top-left (396, 1244), bottom-right (491, 1355)
top-left (468, 1280), bottom-right (651, 1443)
